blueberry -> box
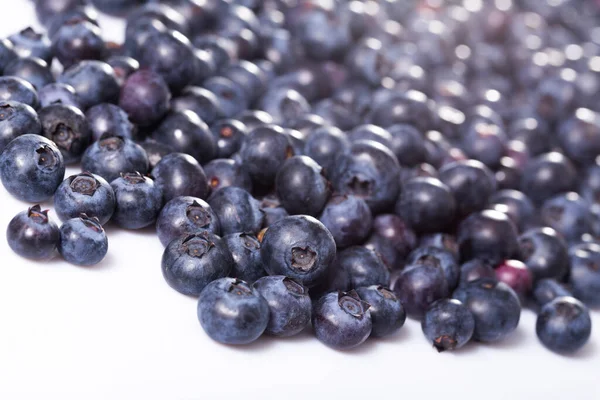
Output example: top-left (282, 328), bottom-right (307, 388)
top-left (58, 61), bottom-right (120, 109)
top-left (151, 153), bottom-right (209, 203)
top-left (156, 196), bottom-right (220, 247)
top-left (138, 139), bottom-right (174, 170)
top-left (223, 233), bottom-right (265, 283)
top-left (237, 109), bottom-right (273, 130)
top-left (364, 214), bottom-right (417, 270)
top-left (58, 214), bottom-right (108, 266)
top-left (439, 159), bottom-right (496, 218)
top-left (459, 259), bottom-right (496, 286)
top-left (332, 140), bottom-right (401, 214)
top-left (326, 246), bottom-right (390, 292)
top-left (39, 104), bottom-right (91, 164)
top-left (86, 103), bottom-right (135, 142)
top-left (253, 276), bottom-right (311, 337)
top-left (35, 0), bottom-right (88, 27)
top-left (110, 172), bottom-right (163, 229)
top-left (557, 108), bottom-right (600, 166)
top-left (532, 279), bottom-right (573, 309)
top-left (203, 76), bottom-right (249, 119)
top-left (222, 61), bottom-right (267, 101)
top-left (461, 120), bottom-right (507, 168)
top-left (318, 194), bottom-right (372, 248)
top-left (313, 291), bottom-right (372, 350)
top-left (151, 111), bottom-right (217, 164)
top-left (536, 297), bottom-right (591, 354)
top-left (355, 285), bottom-right (406, 338)
top-left (197, 277), bottom-right (269, 345)
top-left (258, 88), bottom-right (310, 125)
top-left (303, 126), bottom-right (350, 175)
top-left (0, 134), bottom-right (64, 202)
top-left (125, 3), bottom-right (189, 37)
top-left (0, 101), bottom-right (41, 153)
top-left (38, 83), bottom-right (84, 109)
top-left (488, 189), bottom-right (536, 232)
top-left (581, 159), bottom-right (600, 204)
top-left (135, 30), bottom-right (196, 92)
top-left (171, 87), bottom-right (223, 126)
top-left (494, 260), bottom-right (533, 300)
top-left (191, 48), bottom-right (217, 86)
top-left (508, 116), bottom-right (551, 157)
top-left (261, 215), bottom-right (336, 287)
top-left (90, 0), bottom-right (146, 15)
top-left (4, 57), bottom-right (54, 91)
top-left (204, 158), bottom-right (253, 194)
top-left (7, 205), bottom-right (59, 260)
top-left (240, 124), bottom-right (293, 187)
top-left (418, 233), bottom-right (459, 260)
top-left (208, 187), bottom-right (263, 236)
top-left (259, 194), bottom-right (289, 228)
top-left (0, 38), bottom-right (17, 73)
top-left (518, 227), bottom-right (569, 282)
top-left (540, 192), bottom-right (592, 244)
top-left (51, 20), bottom-right (104, 68)
top-left (45, 4), bottom-right (99, 38)
top-left (0, 76), bottom-right (39, 109)
top-left (119, 70), bottom-right (171, 127)
top-left (106, 56), bottom-right (139, 87)
top-left (453, 278), bottom-right (521, 343)
top-left (7, 27), bottom-right (52, 63)
top-left (396, 177), bottom-right (456, 234)
top-left (82, 135), bottom-right (149, 183)
top-left (407, 246), bottom-right (460, 291)
top-left (521, 152), bottom-right (577, 206)
top-left (568, 242), bottom-right (600, 307)
top-left (162, 232), bottom-right (233, 296)
top-left (421, 299), bottom-right (475, 352)
top-left (275, 156), bottom-right (331, 216)
top-left (210, 119), bottom-right (247, 159)
top-left (457, 210), bottom-right (519, 265)
top-left (347, 124), bottom-right (393, 149)
top-left (387, 124), bottom-right (426, 167)
top-left (54, 172), bottom-right (115, 225)
top-left (391, 263), bottom-right (449, 319)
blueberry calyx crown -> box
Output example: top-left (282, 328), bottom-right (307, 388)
top-left (79, 213), bottom-right (104, 233)
top-left (0, 103), bottom-right (14, 121)
top-left (20, 27), bottom-right (42, 40)
top-left (36, 145), bottom-right (59, 170)
top-left (414, 252), bottom-right (441, 268)
top-left (181, 234), bottom-right (215, 258)
top-left (239, 233), bottom-right (260, 250)
top-left (121, 171), bottom-right (147, 184)
top-left (98, 135), bottom-right (125, 151)
top-left (219, 125), bottom-right (234, 138)
top-left (347, 175), bottom-right (373, 197)
top-left (553, 298), bottom-right (584, 320)
top-left (54, 123), bottom-right (79, 151)
top-left (329, 193), bottom-right (348, 205)
top-left (71, 172), bottom-right (100, 196)
top-left (27, 204), bottom-right (49, 224)
top-left (226, 278), bottom-right (253, 296)
top-left (282, 277), bottom-right (306, 296)
top-left (338, 290), bottom-right (370, 319)
top-left (376, 286), bottom-right (396, 300)
top-left (186, 201), bottom-right (212, 228)
top-left (290, 246), bottom-right (317, 273)
top-left (209, 176), bottom-right (220, 189)
top-left (433, 335), bottom-right (458, 353)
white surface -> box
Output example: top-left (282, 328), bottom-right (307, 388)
top-left (0, 2), bottom-right (599, 400)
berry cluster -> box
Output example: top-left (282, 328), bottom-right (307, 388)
top-left (2, 0), bottom-right (600, 354)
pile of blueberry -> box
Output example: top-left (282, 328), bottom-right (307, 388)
top-left (1, 0), bottom-right (600, 354)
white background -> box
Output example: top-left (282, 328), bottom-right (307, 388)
top-left (0, 2), bottom-right (598, 399)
